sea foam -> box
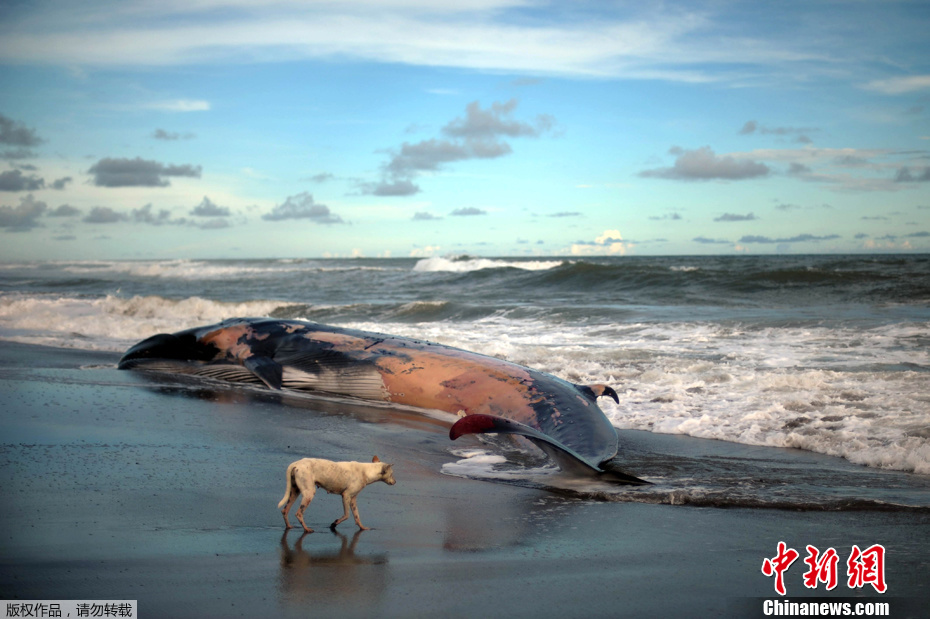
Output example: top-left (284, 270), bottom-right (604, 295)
top-left (0, 293), bottom-right (284, 351)
top-left (412, 256), bottom-right (564, 273)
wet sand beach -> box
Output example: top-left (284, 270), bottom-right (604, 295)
top-left (1, 341), bottom-right (928, 618)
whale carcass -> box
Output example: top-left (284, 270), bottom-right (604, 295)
top-left (118, 318), bottom-right (647, 484)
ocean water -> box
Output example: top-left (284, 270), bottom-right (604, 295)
top-left (1, 254), bottom-right (928, 507)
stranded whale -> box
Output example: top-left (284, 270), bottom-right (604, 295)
top-left (118, 318), bottom-right (648, 484)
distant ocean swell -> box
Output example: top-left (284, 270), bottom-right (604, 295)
top-left (5, 256), bottom-right (930, 303)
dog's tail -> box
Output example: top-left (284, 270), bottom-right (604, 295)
top-left (277, 461), bottom-right (298, 509)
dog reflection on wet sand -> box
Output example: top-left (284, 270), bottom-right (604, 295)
top-left (278, 529), bottom-right (389, 607)
top-left (279, 456), bottom-right (396, 533)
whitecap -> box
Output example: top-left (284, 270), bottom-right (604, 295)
top-left (412, 256), bottom-right (563, 273)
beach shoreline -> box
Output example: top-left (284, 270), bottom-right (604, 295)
top-left (1, 341), bottom-right (928, 618)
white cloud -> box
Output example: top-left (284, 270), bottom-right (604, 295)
top-left (570, 229), bottom-right (631, 255)
top-left (0, 1), bottom-right (810, 83)
top-left (595, 229), bottom-right (623, 245)
top-left (861, 75), bottom-right (930, 95)
top-left (409, 244), bottom-right (441, 257)
top-left (145, 99), bottom-right (211, 112)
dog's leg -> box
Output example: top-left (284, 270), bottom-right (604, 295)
top-left (281, 490), bottom-right (299, 530)
top-left (331, 493), bottom-right (352, 530)
top-left (349, 495), bottom-right (369, 530)
top-left (295, 488), bottom-right (316, 534)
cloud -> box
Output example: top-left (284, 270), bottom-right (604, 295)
top-left (132, 203), bottom-right (180, 225)
top-left (0, 147), bottom-right (38, 160)
top-left (388, 138), bottom-right (507, 176)
top-left (649, 212), bottom-right (682, 221)
top-left (410, 245), bottom-right (442, 258)
top-left (738, 145), bottom-right (930, 192)
top-left (50, 176), bottom-right (73, 190)
top-left (262, 192), bottom-right (344, 223)
top-left (190, 196), bottom-right (230, 217)
top-left (834, 155), bottom-right (871, 167)
top-left (443, 100), bottom-right (553, 140)
top-left (862, 75), bottom-right (930, 95)
top-left (76, 202), bottom-right (231, 229)
top-left (129, 204), bottom-right (225, 229)
top-left (739, 121), bottom-right (758, 135)
top-left (0, 169), bottom-right (45, 191)
top-left (146, 100), bottom-right (210, 112)
top-left (570, 229), bottom-right (631, 255)
top-left (83, 206), bottom-right (127, 224)
top-left (639, 146), bottom-right (770, 181)
top-left (861, 237), bottom-right (913, 251)
top-left (152, 128), bottom-right (195, 140)
top-left (639, 143), bottom-right (930, 193)
top-left (895, 167), bottom-right (930, 183)
top-left (88, 157), bottom-right (202, 187)
top-left (305, 172), bottom-right (335, 183)
top-left (5, 1), bottom-right (884, 88)
top-left (49, 204), bottom-right (81, 217)
top-left (739, 120), bottom-right (817, 142)
top-left (451, 207), bottom-right (486, 216)
top-left (0, 114), bottom-right (42, 147)
top-left (550, 211), bottom-right (582, 218)
top-left (365, 99), bottom-right (552, 196)
top-left (0, 194), bottom-right (47, 231)
top-left (0, 5), bottom-right (713, 80)
top-left (361, 179), bottom-right (421, 197)
top-left (412, 212), bottom-right (441, 221)
top-left (196, 218), bottom-right (231, 230)
top-left (714, 212), bottom-right (757, 222)
top-left (739, 233), bottom-right (841, 244)
top-left (693, 236), bottom-right (730, 244)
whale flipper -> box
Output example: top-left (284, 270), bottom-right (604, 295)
top-left (450, 414), bottom-right (650, 485)
top-left (243, 356), bottom-right (284, 390)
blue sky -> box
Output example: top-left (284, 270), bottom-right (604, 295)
top-left (1, 0), bottom-right (928, 259)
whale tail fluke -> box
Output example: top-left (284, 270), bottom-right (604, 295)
top-left (449, 414), bottom-right (650, 485)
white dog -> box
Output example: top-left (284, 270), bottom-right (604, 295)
top-left (278, 456), bottom-right (396, 533)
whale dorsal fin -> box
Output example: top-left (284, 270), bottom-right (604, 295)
top-left (588, 384), bottom-right (619, 403)
top-left (574, 383), bottom-right (620, 404)
top-left (243, 356), bottom-right (284, 390)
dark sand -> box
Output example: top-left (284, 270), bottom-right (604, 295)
top-left (1, 341), bottom-right (927, 618)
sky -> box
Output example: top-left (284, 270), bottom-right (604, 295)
top-left (0, 0), bottom-right (929, 260)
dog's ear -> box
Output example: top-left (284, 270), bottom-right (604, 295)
top-left (372, 456), bottom-right (380, 463)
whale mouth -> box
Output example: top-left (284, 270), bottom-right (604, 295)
top-left (118, 332), bottom-right (218, 369)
